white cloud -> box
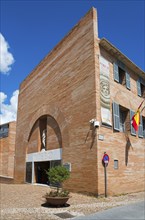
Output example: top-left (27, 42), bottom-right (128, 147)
top-left (0, 33), bottom-right (15, 74)
top-left (0, 90), bottom-right (19, 124)
top-left (0, 92), bottom-right (7, 103)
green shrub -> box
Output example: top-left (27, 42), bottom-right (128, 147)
top-left (46, 189), bottom-right (70, 197)
top-left (46, 165), bottom-right (70, 195)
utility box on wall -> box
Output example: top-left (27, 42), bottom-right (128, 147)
top-left (63, 163), bottom-right (71, 172)
top-left (114, 160), bottom-right (118, 170)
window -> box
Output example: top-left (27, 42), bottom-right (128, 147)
top-left (0, 124), bottom-right (9, 139)
top-left (140, 84), bottom-right (145, 98)
top-left (137, 78), bottom-right (145, 98)
top-left (118, 67), bottom-right (126, 86)
top-left (120, 109), bottom-right (128, 132)
top-left (113, 62), bottom-right (130, 90)
top-left (113, 102), bottom-right (130, 133)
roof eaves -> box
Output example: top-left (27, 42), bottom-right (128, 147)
top-left (99, 38), bottom-right (145, 80)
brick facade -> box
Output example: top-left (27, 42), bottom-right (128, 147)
top-left (0, 121), bottom-right (16, 178)
top-left (14, 8), bottom-right (145, 196)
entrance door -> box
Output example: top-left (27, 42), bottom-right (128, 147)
top-left (35, 161), bottom-right (50, 184)
top-left (26, 162), bottom-right (32, 183)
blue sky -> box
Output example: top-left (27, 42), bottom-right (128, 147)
top-left (0, 0), bottom-right (145, 124)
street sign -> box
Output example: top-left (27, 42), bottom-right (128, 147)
top-left (102, 153), bottom-right (109, 166)
top-left (102, 152), bottom-right (109, 198)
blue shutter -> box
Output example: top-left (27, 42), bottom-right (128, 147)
top-left (137, 79), bottom-right (141, 96)
top-left (117, 60), bottom-right (125, 70)
top-left (138, 115), bottom-right (143, 138)
top-left (125, 72), bottom-right (130, 90)
top-left (140, 77), bottom-right (145, 86)
top-left (130, 110), bottom-right (136, 136)
top-left (113, 102), bottom-right (120, 131)
top-left (113, 63), bottom-right (119, 82)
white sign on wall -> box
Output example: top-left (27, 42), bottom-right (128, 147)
top-left (99, 56), bottom-right (112, 126)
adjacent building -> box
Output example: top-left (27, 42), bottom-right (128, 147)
top-left (0, 121), bottom-right (16, 182)
top-left (14, 8), bottom-right (145, 196)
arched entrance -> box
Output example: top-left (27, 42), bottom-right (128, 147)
top-left (26, 114), bottom-right (63, 185)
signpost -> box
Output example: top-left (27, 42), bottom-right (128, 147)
top-left (102, 152), bottom-right (109, 198)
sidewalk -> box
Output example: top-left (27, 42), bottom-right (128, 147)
top-left (0, 183), bottom-right (144, 220)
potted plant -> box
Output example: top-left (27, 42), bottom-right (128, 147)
top-left (44, 165), bottom-right (70, 206)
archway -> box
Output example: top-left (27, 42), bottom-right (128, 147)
top-left (25, 106), bottom-right (69, 185)
top-left (27, 115), bottom-right (62, 153)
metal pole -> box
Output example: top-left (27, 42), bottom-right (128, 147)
top-left (104, 164), bottom-right (107, 198)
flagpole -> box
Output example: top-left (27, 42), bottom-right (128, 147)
top-left (138, 99), bottom-right (145, 110)
top-left (140, 106), bottom-right (145, 114)
top-left (131, 99), bottom-right (145, 132)
top-left (140, 99), bottom-right (145, 113)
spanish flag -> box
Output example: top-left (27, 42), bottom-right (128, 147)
top-left (131, 100), bottom-right (144, 131)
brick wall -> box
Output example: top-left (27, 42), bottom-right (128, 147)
top-left (95, 45), bottom-right (145, 195)
top-left (27, 121), bottom-right (40, 153)
top-left (0, 121), bottom-right (16, 178)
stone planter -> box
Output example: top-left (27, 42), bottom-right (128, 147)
top-left (43, 196), bottom-right (69, 206)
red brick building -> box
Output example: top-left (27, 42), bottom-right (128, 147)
top-left (14, 8), bottom-right (145, 196)
top-left (0, 121), bottom-right (16, 182)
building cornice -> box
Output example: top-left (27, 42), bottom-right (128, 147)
top-left (99, 38), bottom-right (145, 80)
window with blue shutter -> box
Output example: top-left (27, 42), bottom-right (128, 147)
top-left (140, 78), bottom-right (145, 86)
top-left (114, 62), bottom-right (131, 91)
top-left (113, 63), bottom-right (119, 82)
top-left (130, 110), bottom-right (136, 136)
top-left (138, 115), bottom-right (143, 138)
top-left (137, 79), bottom-right (141, 96)
top-left (113, 102), bottom-right (120, 131)
top-left (125, 72), bottom-right (130, 90)
top-left (117, 60), bottom-right (125, 70)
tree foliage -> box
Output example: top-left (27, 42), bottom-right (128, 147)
top-left (46, 165), bottom-right (70, 186)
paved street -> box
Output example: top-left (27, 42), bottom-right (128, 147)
top-left (74, 201), bottom-right (145, 220)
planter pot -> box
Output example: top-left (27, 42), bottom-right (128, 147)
top-left (43, 196), bottom-right (69, 206)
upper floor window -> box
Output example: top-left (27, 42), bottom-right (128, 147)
top-left (119, 108), bottom-right (128, 132)
top-left (113, 62), bottom-right (130, 90)
top-left (118, 67), bottom-right (126, 85)
top-left (113, 102), bottom-right (144, 138)
top-left (0, 124), bottom-right (9, 139)
top-left (113, 103), bottom-right (130, 133)
top-left (137, 77), bottom-right (145, 98)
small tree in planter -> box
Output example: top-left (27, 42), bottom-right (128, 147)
top-left (44, 165), bottom-right (70, 206)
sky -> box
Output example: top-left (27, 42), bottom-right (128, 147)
top-left (0, 0), bottom-right (145, 124)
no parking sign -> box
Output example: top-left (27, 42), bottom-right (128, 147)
top-left (102, 152), bottom-right (109, 198)
top-left (102, 153), bottom-right (110, 167)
